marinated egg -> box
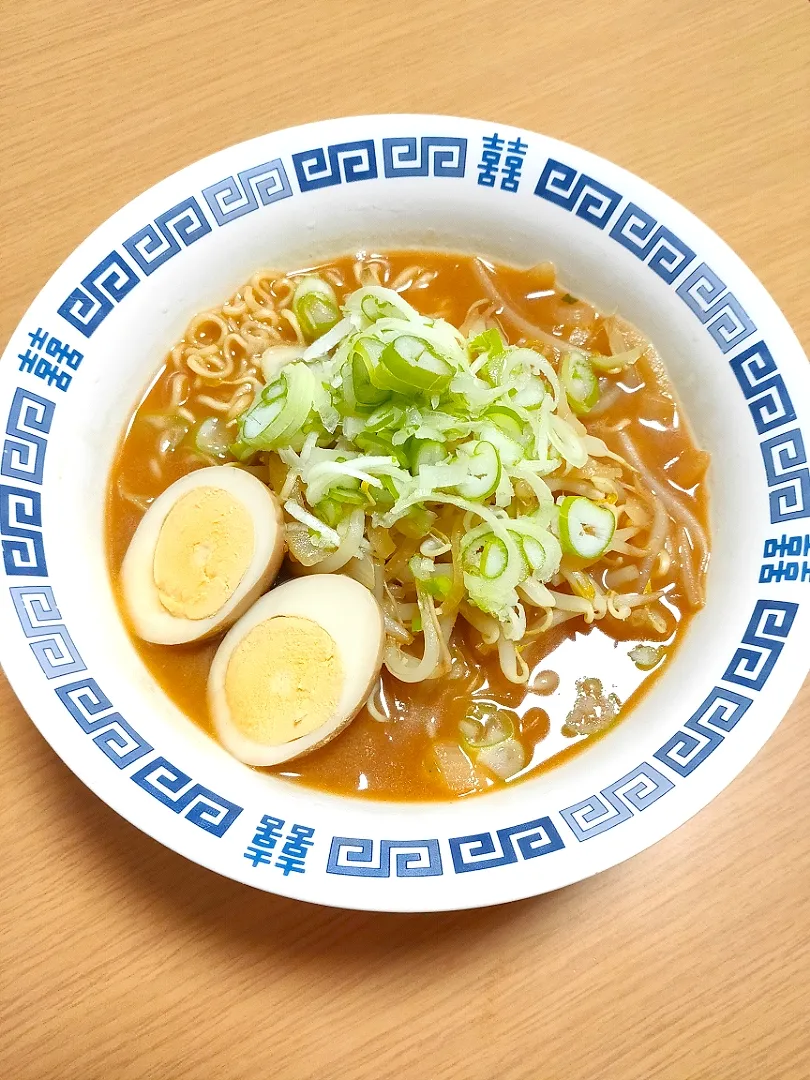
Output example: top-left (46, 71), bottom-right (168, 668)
top-left (208, 574), bottom-right (384, 766)
top-left (121, 466), bottom-right (284, 645)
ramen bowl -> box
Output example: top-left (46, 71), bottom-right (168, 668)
top-left (1, 115), bottom-right (808, 912)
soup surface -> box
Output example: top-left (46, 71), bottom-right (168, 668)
top-left (107, 251), bottom-right (709, 800)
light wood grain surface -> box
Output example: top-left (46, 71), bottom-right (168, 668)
top-left (1, 2), bottom-right (809, 1078)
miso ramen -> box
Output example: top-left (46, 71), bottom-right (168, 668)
top-left (107, 251), bottom-right (710, 800)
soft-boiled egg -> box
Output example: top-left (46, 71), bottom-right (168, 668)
top-left (208, 574), bottom-right (384, 766)
top-left (121, 466), bottom-right (284, 645)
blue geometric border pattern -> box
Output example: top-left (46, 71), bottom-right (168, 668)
top-left (293, 140), bottom-right (378, 192)
top-left (56, 677), bottom-right (153, 769)
top-left (10, 582), bottom-right (64, 636)
top-left (8, 584), bottom-right (85, 678)
top-left (202, 158), bottom-right (292, 225)
top-left (608, 202), bottom-right (696, 284)
top-left (449, 816), bottom-right (564, 873)
top-left (57, 251), bottom-right (140, 339)
top-left (123, 197), bottom-right (212, 276)
top-left (326, 838), bottom-right (443, 878)
top-left (382, 137), bottom-right (467, 178)
top-left (2, 387), bottom-right (54, 486)
top-left (53, 675), bottom-right (242, 832)
top-left (534, 158), bottom-right (621, 229)
top-left (723, 599), bottom-right (798, 690)
top-left (560, 763), bottom-right (675, 842)
top-left (676, 262), bottom-right (756, 354)
top-left (759, 429), bottom-right (810, 524)
top-left (0, 484), bottom-right (47, 577)
top-left (730, 341), bottom-right (797, 435)
top-left (131, 757), bottom-right (243, 838)
top-left (654, 686), bottom-right (752, 777)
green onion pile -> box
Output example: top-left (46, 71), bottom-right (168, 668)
top-left (233, 275), bottom-right (650, 686)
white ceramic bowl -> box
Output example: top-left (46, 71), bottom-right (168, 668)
top-left (2, 115), bottom-right (808, 911)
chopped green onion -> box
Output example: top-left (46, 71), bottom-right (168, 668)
top-left (423, 575), bottom-right (453, 600)
top-left (293, 276), bottom-right (340, 341)
top-left (558, 496), bottom-right (616, 561)
top-left (233, 276), bottom-right (611, 633)
top-left (561, 351), bottom-right (599, 415)
top-left (483, 405), bottom-right (525, 442)
top-left (379, 337), bottom-right (454, 394)
top-left (346, 287), bottom-right (419, 325)
top-left (454, 441), bottom-right (501, 500)
top-left (237, 363), bottom-right (315, 451)
top-left (409, 439), bottom-right (445, 473)
top-left (469, 327), bottom-right (505, 358)
top-left (365, 403), bottom-right (404, 433)
top-left (350, 342), bottom-right (390, 407)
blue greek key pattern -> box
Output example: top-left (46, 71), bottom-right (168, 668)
top-left (326, 837), bottom-right (443, 878)
top-left (10, 582), bottom-right (62, 635)
top-left (730, 341), bottom-right (797, 435)
top-left (723, 599), bottom-right (798, 691)
top-left (534, 158), bottom-right (621, 229)
top-left (654, 686), bottom-right (752, 777)
top-left (57, 251), bottom-right (140, 339)
top-left (123, 197), bottom-right (211, 276)
top-left (676, 262), bottom-right (756, 354)
top-left (202, 158), bottom-right (292, 225)
top-left (2, 388), bottom-right (54, 485)
top-left (759, 429), bottom-right (810, 523)
top-left (449, 816), bottom-right (564, 873)
top-left (293, 140), bottom-right (378, 192)
top-left (609, 202), bottom-right (696, 284)
top-left (9, 584), bottom-right (85, 678)
top-left (560, 762), bottom-right (674, 841)
top-left (56, 677), bottom-right (153, 768)
top-left (0, 485), bottom-right (47, 577)
top-left (131, 757), bottom-right (242, 837)
top-left (382, 136), bottom-right (467, 178)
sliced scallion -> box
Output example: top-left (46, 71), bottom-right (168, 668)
top-left (293, 276), bottom-right (341, 341)
top-left (561, 350), bottom-right (599, 415)
top-left (454, 441), bottom-right (501, 500)
top-left (379, 336), bottom-right (454, 394)
top-left (558, 495), bottom-right (616, 561)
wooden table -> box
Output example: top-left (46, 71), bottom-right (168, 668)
top-left (2, 2), bottom-right (808, 1077)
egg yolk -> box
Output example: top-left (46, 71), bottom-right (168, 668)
top-left (153, 487), bottom-right (254, 620)
top-left (224, 616), bottom-right (344, 744)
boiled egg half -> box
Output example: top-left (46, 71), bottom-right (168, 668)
top-left (121, 466), bottom-right (284, 645)
top-left (208, 574), bottom-right (384, 766)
